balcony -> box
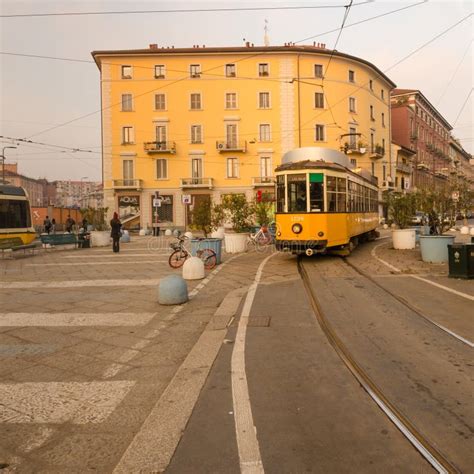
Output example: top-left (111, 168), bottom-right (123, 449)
top-left (345, 144), bottom-right (367, 154)
top-left (144, 141), bottom-right (176, 154)
top-left (435, 170), bottom-right (449, 179)
top-left (396, 163), bottom-right (412, 174)
top-left (252, 176), bottom-right (275, 187)
top-left (417, 162), bottom-right (430, 171)
top-left (369, 145), bottom-right (384, 159)
top-left (180, 177), bottom-right (213, 189)
top-left (216, 140), bottom-right (247, 152)
top-left (112, 179), bottom-right (143, 190)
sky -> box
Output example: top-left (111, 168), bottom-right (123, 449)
top-left (0, 0), bottom-right (472, 182)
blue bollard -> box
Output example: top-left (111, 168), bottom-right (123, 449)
top-left (158, 275), bottom-right (188, 305)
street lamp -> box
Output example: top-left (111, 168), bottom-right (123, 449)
top-left (1, 146), bottom-right (17, 184)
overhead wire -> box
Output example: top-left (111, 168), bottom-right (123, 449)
top-left (452, 88), bottom-right (473, 127)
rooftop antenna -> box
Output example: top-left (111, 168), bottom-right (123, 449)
top-left (264, 19), bottom-right (270, 46)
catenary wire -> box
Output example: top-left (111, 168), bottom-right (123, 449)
top-left (452, 88), bottom-right (473, 127)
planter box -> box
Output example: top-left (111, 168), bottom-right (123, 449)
top-left (90, 231), bottom-right (111, 247)
top-left (420, 235), bottom-right (455, 263)
top-left (224, 233), bottom-right (248, 253)
top-left (392, 229), bottom-right (416, 250)
top-left (191, 238), bottom-right (223, 264)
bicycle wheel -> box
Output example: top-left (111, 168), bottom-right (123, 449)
top-left (199, 249), bottom-right (217, 270)
top-left (169, 249), bottom-right (188, 268)
top-left (256, 231), bottom-right (272, 245)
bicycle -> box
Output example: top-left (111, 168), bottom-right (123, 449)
top-left (168, 235), bottom-right (217, 269)
top-left (248, 224), bottom-right (274, 247)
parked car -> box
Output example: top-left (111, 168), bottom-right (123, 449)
top-left (410, 212), bottom-right (427, 225)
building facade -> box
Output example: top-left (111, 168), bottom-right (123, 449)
top-left (3, 164), bottom-right (47, 206)
top-left (391, 89), bottom-right (452, 190)
top-left (55, 180), bottom-right (103, 208)
top-left (391, 142), bottom-right (415, 193)
top-left (92, 44), bottom-right (395, 228)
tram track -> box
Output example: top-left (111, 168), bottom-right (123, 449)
top-left (342, 257), bottom-right (473, 348)
top-left (297, 256), bottom-right (459, 474)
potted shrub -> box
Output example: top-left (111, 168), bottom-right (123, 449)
top-left (82, 207), bottom-right (110, 247)
top-left (417, 188), bottom-right (455, 263)
top-left (189, 197), bottom-right (224, 264)
top-left (220, 194), bottom-right (254, 253)
top-left (386, 192), bottom-right (417, 249)
top-left (254, 199), bottom-right (273, 231)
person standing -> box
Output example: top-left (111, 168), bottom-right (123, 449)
top-left (43, 216), bottom-right (52, 234)
top-left (110, 212), bottom-right (122, 253)
top-left (51, 218), bottom-right (56, 234)
top-left (65, 215), bottom-right (75, 233)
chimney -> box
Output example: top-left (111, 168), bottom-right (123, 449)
top-left (246, 41), bottom-right (250, 48)
top-left (149, 44), bottom-right (158, 49)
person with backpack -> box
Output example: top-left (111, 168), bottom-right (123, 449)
top-left (110, 212), bottom-right (122, 253)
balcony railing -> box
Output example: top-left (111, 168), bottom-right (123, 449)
top-left (369, 145), bottom-right (384, 159)
top-left (216, 140), bottom-right (247, 152)
top-left (251, 176), bottom-right (275, 187)
top-left (345, 144), bottom-right (368, 154)
top-left (180, 177), bottom-right (213, 189)
top-left (417, 162), bottom-right (430, 171)
top-left (112, 179), bottom-right (143, 190)
top-left (144, 141), bottom-right (176, 153)
top-left (396, 163), bottom-right (412, 174)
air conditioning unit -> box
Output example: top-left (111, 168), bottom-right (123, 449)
top-left (217, 143), bottom-right (225, 150)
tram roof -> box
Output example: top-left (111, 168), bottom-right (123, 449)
top-left (0, 185), bottom-right (27, 196)
top-left (275, 160), bottom-right (378, 187)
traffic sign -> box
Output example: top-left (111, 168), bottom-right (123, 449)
top-left (182, 195), bottom-right (192, 205)
top-left (153, 198), bottom-right (161, 207)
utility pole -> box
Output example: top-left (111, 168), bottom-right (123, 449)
top-left (1, 146), bottom-right (17, 183)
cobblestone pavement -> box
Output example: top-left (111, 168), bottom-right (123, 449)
top-left (0, 235), bottom-right (272, 472)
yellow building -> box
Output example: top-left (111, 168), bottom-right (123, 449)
top-left (92, 44), bottom-right (396, 229)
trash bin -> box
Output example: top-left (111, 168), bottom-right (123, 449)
top-left (190, 238), bottom-right (223, 264)
top-left (448, 243), bottom-right (474, 279)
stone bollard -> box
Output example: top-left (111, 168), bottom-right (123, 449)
top-left (139, 229), bottom-right (146, 236)
top-left (460, 226), bottom-right (469, 235)
top-left (158, 275), bottom-right (188, 305)
top-left (165, 229), bottom-right (172, 236)
top-left (184, 231), bottom-right (194, 240)
top-left (182, 256), bottom-right (205, 280)
top-left (120, 230), bottom-right (130, 243)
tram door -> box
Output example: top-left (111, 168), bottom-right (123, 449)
top-left (287, 174), bottom-right (307, 212)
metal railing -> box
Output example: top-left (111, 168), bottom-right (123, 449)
top-left (251, 176), bottom-right (275, 186)
top-left (144, 141), bottom-right (176, 153)
top-left (180, 177), bottom-right (213, 188)
top-left (112, 179), bottom-right (143, 189)
top-left (216, 140), bottom-right (247, 152)
top-left (396, 163), bottom-right (412, 174)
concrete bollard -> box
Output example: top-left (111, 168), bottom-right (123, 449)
top-left (165, 229), bottom-right (172, 236)
top-left (158, 275), bottom-right (188, 305)
top-left (460, 226), bottom-right (469, 235)
top-left (182, 256), bottom-right (205, 280)
top-left (120, 231), bottom-right (130, 243)
top-left (184, 231), bottom-right (193, 240)
top-left (139, 229), bottom-right (146, 236)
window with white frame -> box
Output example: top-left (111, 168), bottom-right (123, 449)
top-left (190, 125), bottom-right (203, 144)
top-left (121, 94), bottom-right (133, 111)
top-left (154, 65), bottom-right (165, 78)
top-left (123, 160), bottom-right (134, 182)
top-left (348, 70), bottom-right (355, 82)
top-left (314, 64), bottom-right (323, 78)
top-left (259, 92), bottom-right (270, 109)
top-left (155, 94), bottom-right (166, 110)
top-left (349, 97), bottom-right (356, 113)
top-left (226, 124), bottom-right (238, 148)
top-left (258, 63), bottom-right (269, 76)
top-left (121, 65), bottom-right (132, 79)
top-left (155, 125), bottom-right (167, 147)
top-left (122, 126), bottom-right (134, 144)
top-left (156, 159), bottom-right (168, 179)
top-left (225, 93), bottom-right (237, 109)
top-left (260, 156), bottom-right (272, 177)
top-left (225, 64), bottom-right (236, 77)
top-left (191, 157), bottom-right (203, 178)
top-left (190, 64), bottom-right (201, 78)
top-left (190, 93), bottom-right (202, 110)
top-left (226, 157), bottom-right (239, 178)
top-left (259, 124), bottom-right (271, 142)
top-left (315, 124), bottom-right (325, 141)
top-left (349, 127), bottom-right (357, 148)
top-left (314, 92), bottom-right (324, 108)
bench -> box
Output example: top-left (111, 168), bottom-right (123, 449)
top-left (0, 237), bottom-right (39, 258)
top-left (40, 233), bottom-right (79, 248)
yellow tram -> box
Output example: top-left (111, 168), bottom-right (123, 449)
top-left (0, 185), bottom-right (36, 248)
top-left (275, 148), bottom-right (379, 256)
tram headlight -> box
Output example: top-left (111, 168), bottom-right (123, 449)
top-left (292, 223), bottom-right (303, 234)
top-left (277, 231), bottom-right (282, 237)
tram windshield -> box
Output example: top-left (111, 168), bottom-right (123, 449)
top-left (0, 199), bottom-right (31, 229)
top-left (287, 174), bottom-right (307, 212)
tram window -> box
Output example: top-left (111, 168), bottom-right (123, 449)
top-left (0, 200), bottom-right (30, 229)
top-left (327, 176), bottom-right (346, 212)
top-left (276, 175), bottom-right (285, 212)
top-left (287, 174), bottom-right (307, 212)
top-left (309, 174), bottom-right (324, 212)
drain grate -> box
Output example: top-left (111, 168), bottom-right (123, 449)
top-left (248, 316), bottom-right (271, 327)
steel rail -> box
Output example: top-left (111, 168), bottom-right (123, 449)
top-left (297, 257), bottom-right (459, 474)
top-left (343, 257), bottom-right (473, 348)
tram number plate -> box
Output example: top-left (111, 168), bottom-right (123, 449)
top-left (291, 216), bottom-right (304, 222)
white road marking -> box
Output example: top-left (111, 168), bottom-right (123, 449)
top-left (232, 254), bottom-right (275, 474)
top-left (371, 242), bottom-right (474, 347)
top-left (0, 381), bottom-right (134, 423)
top-left (0, 312), bottom-right (156, 326)
top-left (0, 279), bottom-right (161, 289)
top-left (26, 260), bottom-right (167, 266)
top-left (62, 253), bottom-right (168, 258)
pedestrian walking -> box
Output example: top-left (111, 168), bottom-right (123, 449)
top-left (43, 216), bottom-right (52, 234)
top-left (51, 218), bottom-right (56, 234)
top-left (65, 215), bottom-right (75, 233)
top-left (110, 212), bottom-right (122, 253)
top-left (82, 217), bottom-right (88, 231)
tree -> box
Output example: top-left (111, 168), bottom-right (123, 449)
top-left (190, 197), bottom-right (224, 237)
top-left (220, 194), bottom-right (254, 233)
top-left (386, 192), bottom-right (416, 229)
